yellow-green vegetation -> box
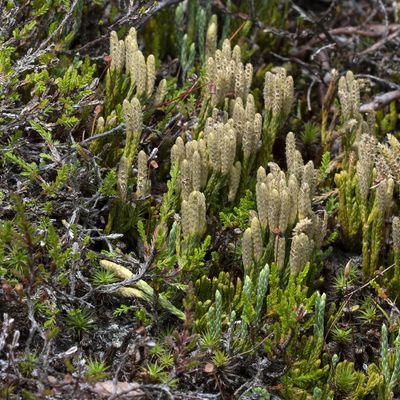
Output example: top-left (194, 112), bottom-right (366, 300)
top-left (0, 0), bottom-right (400, 398)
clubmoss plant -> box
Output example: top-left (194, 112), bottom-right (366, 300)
top-left (204, 38), bottom-right (253, 106)
top-left (260, 67), bottom-right (294, 165)
top-left (392, 217), bottom-right (400, 284)
top-left (252, 133), bottom-right (327, 276)
top-left (380, 324), bottom-right (400, 398)
top-left (335, 130), bottom-right (396, 279)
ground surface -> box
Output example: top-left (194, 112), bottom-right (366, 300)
top-left (0, 1), bottom-right (400, 399)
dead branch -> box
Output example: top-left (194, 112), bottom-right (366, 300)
top-left (359, 27), bottom-right (400, 56)
top-left (75, 0), bottom-right (183, 54)
top-left (360, 89), bottom-right (400, 112)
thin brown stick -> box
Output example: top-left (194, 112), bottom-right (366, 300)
top-left (345, 264), bottom-right (395, 299)
top-left (359, 27), bottom-right (400, 56)
top-left (360, 89), bottom-right (400, 112)
top-left (80, 123), bottom-right (125, 145)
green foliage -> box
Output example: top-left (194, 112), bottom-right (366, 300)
top-left (332, 263), bottom-right (357, 294)
top-left (180, 35), bottom-right (196, 80)
top-left (200, 329), bottom-right (220, 350)
top-left (302, 122), bottom-right (320, 146)
top-left (143, 345), bottom-right (178, 388)
top-left (358, 298), bottom-right (377, 325)
top-left (377, 101), bottom-right (397, 135)
top-left (380, 324), bottom-right (400, 397)
top-left (92, 269), bottom-right (117, 286)
top-left (156, 161), bottom-right (180, 248)
top-left (333, 361), bottom-right (359, 395)
top-left (281, 292), bottom-right (328, 395)
top-left (329, 360), bottom-right (382, 399)
top-left (134, 309), bottom-right (152, 327)
top-left (85, 359), bottom-right (109, 382)
top-left (113, 304), bottom-right (134, 317)
top-left (335, 169), bottom-right (361, 249)
top-left (219, 190), bottom-right (255, 230)
top-left (331, 326), bottom-right (352, 346)
top-left (144, 361), bottom-right (167, 382)
top-left (5, 151), bottom-right (40, 182)
top-left (181, 235), bottom-right (211, 273)
top-left (99, 170), bottom-right (118, 196)
top-left (20, 353), bottom-right (39, 378)
top-left (325, 194), bottom-right (338, 217)
top-left (255, 264), bottom-right (269, 325)
top-left (267, 263), bottom-right (318, 341)
top-left (318, 152), bottom-right (330, 183)
top-left (55, 62), bottom-right (94, 96)
top-left (65, 308), bottom-right (94, 337)
top-left (31, 120), bottom-right (52, 144)
top-left (212, 349), bottom-right (228, 369)
top-left (0, 195), bottom-right (44, 282)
